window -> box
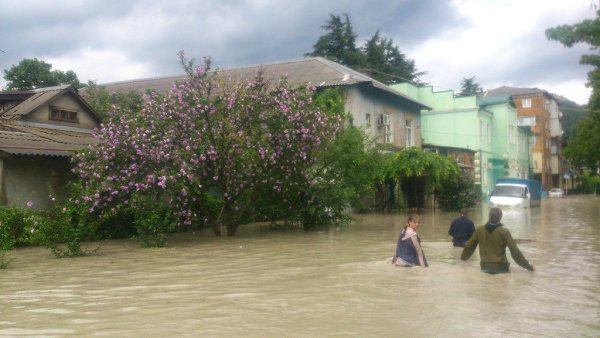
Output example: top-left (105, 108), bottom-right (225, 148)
top-left (518, 116), bottom-right (536, 127)
top-left (487, 123), bottom-right (491, 143)
top-left (405, 119), bottom-right (413, 146)
top-left (530, 135), bottom-right (536, 146)
top-left (50, 107), bottom-right (78, 123)
top-left (479, 121), bottom-right (484, 141)
top-left (365, 113), bottom-right (371, 127)
top-left (522, 98), bottom-right (532, 108)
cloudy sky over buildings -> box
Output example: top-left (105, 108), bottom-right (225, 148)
top-left (0, 0), bottom-right (596, 104)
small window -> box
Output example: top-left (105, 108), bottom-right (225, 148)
top-left (522, 98), bottom-right (532, 108)
top-left (365, 113), bottom-right (371, 127)
top-left (405, 119), bottom-right (413, 147)
top-left (49, 107), bottom-right (78, 123)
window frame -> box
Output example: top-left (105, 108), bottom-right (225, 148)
top-left (49, 106), bottom-right (79, 124)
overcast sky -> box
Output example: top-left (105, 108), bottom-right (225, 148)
top-left (0, 0), bottom-right (596, 104)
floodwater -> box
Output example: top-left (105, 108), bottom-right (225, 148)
top-left (1, 196), bottom-right (599, 337)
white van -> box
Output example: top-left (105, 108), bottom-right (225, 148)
top-left (489, 178), bottom-right (542, 208)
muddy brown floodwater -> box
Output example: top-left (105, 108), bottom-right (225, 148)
top-left (1, 195), bottom-right (599, 337)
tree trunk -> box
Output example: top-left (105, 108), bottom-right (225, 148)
top-left (212, 224), bottom-right (222, 236)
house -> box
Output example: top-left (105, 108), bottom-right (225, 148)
top-left (391, 83), bottom-right (532, 196)
top-left (485, 86), bottom-right (564, 191)
top-left (0, 85), bottom-right (100, 208)
top-left (99, 57), bottom-right (429, 150)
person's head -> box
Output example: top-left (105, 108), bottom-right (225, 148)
top-left (406, 213), bottom-right (420, 230)
top-left (460, 208), bottom-right (469, 217)
top-left (489, 207), bottom-right (503, 224)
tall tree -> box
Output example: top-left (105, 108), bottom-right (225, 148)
top-left (305, 14), bottom-right (363, 68)
top-left (307, 14), bottom-right (424, 84)
top-left (362, 30), bottom-right (424, 84)
top-left (456, 76), bottom-right (484, 97)
top-left (3, 58), bottom-right (81, 90)
top-left (546, 8), bottom-right (600, 171)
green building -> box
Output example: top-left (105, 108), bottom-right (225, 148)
top-left (391, 83), bottom-right (532, 195)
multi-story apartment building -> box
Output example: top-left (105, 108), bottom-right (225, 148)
top-left (485, 86), bottom-right (562, 191)
top-left (391, 83), bottom-right (532, 196)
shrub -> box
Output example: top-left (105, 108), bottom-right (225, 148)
top-left (33, 198), bottom-right (99, 258)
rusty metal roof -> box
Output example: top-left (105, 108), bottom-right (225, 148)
top-left (98, 57), bottom-right (429, 110)
top-left (0, 121), bottom-right (96, 157)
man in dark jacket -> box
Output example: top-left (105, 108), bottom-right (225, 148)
top-left (448, 208), bottom-right (475, 247)
top-left (461, 207), bottom-right (535, 274)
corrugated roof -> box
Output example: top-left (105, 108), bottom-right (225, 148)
top-left (0, 85), bottom-right (102, 123)
top-left (0, 121), bottom-right (96, 157)
top-left (98, 57), bottom-right (429, 110)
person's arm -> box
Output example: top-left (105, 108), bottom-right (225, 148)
top-left (505, 230), bottom-right (534, 271)
top-left (410, 236), bottom-right (426, 267)
top-left (460, 231), bottom-right (478, 261)
top-left (448, 221), bottom-right (455, 236)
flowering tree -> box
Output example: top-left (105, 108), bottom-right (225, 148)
top-left (74, 60), bottom-right (341, 236)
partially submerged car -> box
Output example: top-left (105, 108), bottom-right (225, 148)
top-left (549, 188), bottom-right (564, 197)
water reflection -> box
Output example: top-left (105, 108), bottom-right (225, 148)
top-left (0, 195), bottom-right (598, 336)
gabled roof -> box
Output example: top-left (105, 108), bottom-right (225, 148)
top-left (0, 85), bottom-right (101, 157)
top-left (0, 121), bottom-right (96, 157)
top-left (99, 57), bottom-right (429, 110)
top-left (0, 85), bottom-right (101, 123)
top-left (484, 86), bottom-right (548, 98)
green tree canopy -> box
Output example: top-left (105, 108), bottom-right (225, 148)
top-left (304, 14), bottom-right (364, 67)
top-left (3, 58), bottom-right (82, 90)
top-left (82, 81), bottom-right (143, 119)
top-left (362, 30), bottom-right (425, 84)
top-left (546, 9), bottom-right (600, 171)
top-left (306, 14), bottom-right (425, 85)
top-left (456, 76), bottom-right (484, 97)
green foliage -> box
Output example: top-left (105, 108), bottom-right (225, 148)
top-left (383, 148), bottom-right (461, 194)
top-left (0, 213), bottom-right (16, 269)
top-left (82, 81), bottom-right (144, 119)
top-left (379, 148), bottom-right (473, 209)
top-left (305, 14), bottom-right (363, 67)
top-left (558, 98), bottom-right (588, 142)
top-left (33, 192), bottom-right (99, 258)
top-left (0, 206), bottom-right (40, 247)
top-left (435, 172), bottom-right (481, 211)
top-left (3, 58), bottom-right (82, 90)
top-left (93, 208), bottom-right (137, 240)
top-left (130, 197), bottom-right (178, 247)
top-left (546, 9), bottom-right (600, 171)
top-left (575, 171), bottom-right (600, 193)
top-left (456, 76), bottom-right (484, 97)
top-left (362, 30), bottom-right (426, 84)
top-left (306, 14), bottom-right (424, 84)
top-left (563, 117), bottom-right (600, 172)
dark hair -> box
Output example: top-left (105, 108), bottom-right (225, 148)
top-left (489, 207), bottom-right (503, 224)
top-left (460, 208), bottom-right (469, 216)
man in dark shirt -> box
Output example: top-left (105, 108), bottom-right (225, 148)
top-left (448, 208), bottom-right (475, 247)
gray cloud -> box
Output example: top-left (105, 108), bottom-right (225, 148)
top-left (0, 0), bottom-right (593, 103)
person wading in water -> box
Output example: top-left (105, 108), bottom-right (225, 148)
top-left (461, 207), bottom-right (534, 274)
top-left (393, 214), bottom-right (428, 267)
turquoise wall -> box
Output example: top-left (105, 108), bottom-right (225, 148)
top-left (391, 83), bottom-right (531, 195)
